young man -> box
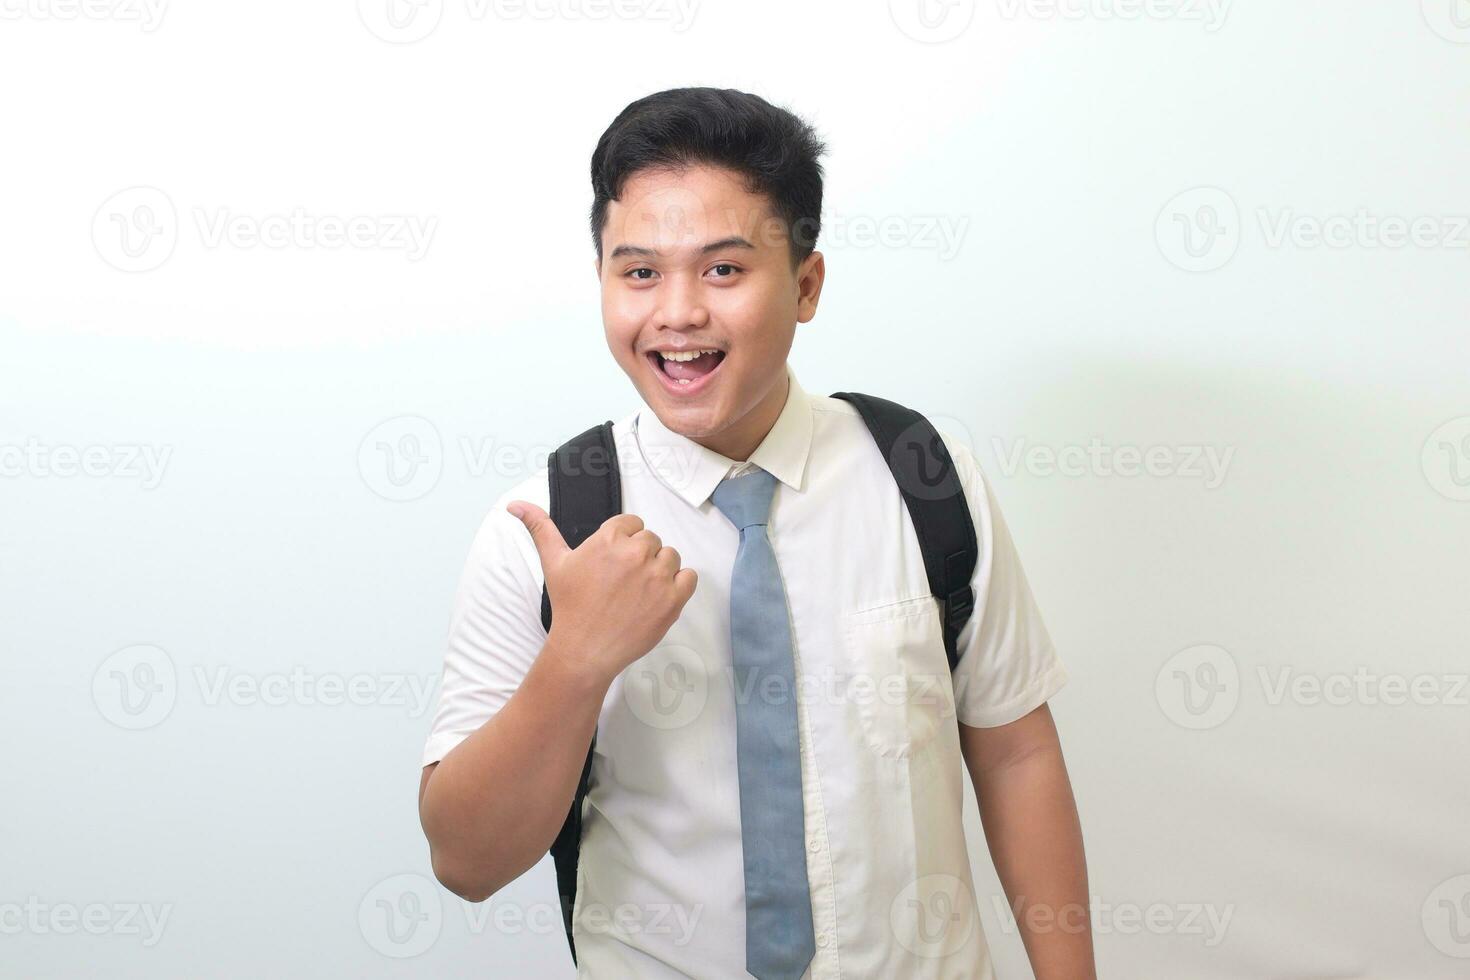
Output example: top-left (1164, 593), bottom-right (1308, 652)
top-left (418, 87), bottom-right (1096, 979)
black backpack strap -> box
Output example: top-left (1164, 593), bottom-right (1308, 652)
top-left (538, 419), bottom-right (620, 965)
top-left (830, 392), bottom-right (978, 671)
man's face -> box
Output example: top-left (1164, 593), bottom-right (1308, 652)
top-left (597, 164), bottom-right (823, 459)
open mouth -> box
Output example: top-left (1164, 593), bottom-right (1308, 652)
top-left (646, 348), bottom-right (727, 395)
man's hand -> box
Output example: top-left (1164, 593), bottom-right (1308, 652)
top-left (507, 501), bottom-right (698, 683)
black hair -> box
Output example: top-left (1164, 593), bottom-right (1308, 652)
top-left (589, 87), bottom-right (827, 269)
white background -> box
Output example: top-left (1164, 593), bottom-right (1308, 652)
top-left (2, 0), bottom-right (1469, 977)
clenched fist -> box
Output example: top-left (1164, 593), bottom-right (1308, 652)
top-left (506, 501), bottom-right (698, 683)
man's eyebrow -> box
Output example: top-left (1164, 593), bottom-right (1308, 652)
top-left (606, 236), bottom-right (757, 261)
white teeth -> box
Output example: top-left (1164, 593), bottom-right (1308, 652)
top-left (658, 349), bottom-right (720, 362)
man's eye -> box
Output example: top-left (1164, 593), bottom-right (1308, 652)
top-left (626, 268), bottom-right (656, 281)
top-left (708, 264), bottom-right (739, 278)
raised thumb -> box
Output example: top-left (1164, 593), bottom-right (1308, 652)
top-left (506, 501), bottom-right (569, 560)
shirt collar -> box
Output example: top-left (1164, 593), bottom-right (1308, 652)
top-left (632, 362), bottom-right (814, 509)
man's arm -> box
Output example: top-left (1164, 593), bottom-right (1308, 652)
top-left (418, 628), bottom-right (609, 903)
top-left (417, 501), bottom-right (698, 903)
top-left (960, 704), bottom-right (1097, 980)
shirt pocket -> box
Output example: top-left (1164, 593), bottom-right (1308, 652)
top-left (841, 594), bottom-right (956, 760)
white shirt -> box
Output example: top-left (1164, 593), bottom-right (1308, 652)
top-left (422, 363), bottom-right (1068, 979)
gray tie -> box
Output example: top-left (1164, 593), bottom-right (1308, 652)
top-left (711, 467), bottom-right (816, 980)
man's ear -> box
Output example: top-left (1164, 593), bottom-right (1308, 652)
top-left (593, 256), bottom-right (602, 282)
top-left (796, 250), bottom-right (825, 324)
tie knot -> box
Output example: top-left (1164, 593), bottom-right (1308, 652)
top-left (711, 466), bottom-right (777, 530)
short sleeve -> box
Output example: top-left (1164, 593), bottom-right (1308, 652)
top-left (420, 480), bottom-right (551, 767)
top-left (938, 431), bottom-right (1068, 728)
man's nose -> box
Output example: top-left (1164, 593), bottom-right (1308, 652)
top-left (653, 272), bottom-right (710, 331)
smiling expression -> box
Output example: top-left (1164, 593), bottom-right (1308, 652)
top-left (597, 164), bottom-right (825, 461)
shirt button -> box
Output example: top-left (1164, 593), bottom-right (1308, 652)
top-left (808, 837), bottom-right (822, 853)
top-left (816, 932), bottom-right (831, 948)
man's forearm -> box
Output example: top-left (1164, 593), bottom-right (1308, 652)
top-left (972, 744), bottom-right (1097, 980)
top-left (419, 630), bottom-right (610, 902)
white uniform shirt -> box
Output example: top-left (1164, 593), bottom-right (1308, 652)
top-left (422, 363), bottom-right (1068, 979)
